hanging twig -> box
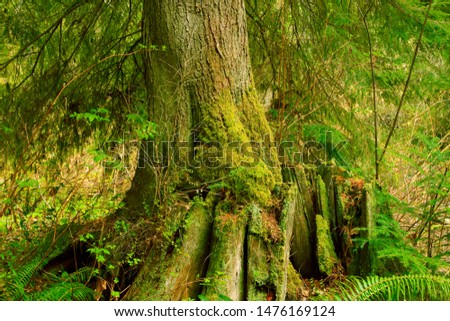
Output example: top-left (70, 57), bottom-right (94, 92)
top-left (357, 2), bottom-right (378, 181)
top-left (378, 0), bottom-right (433, 165)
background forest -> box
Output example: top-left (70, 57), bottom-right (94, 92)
top-left (1, 0), bottom-right (449, 301)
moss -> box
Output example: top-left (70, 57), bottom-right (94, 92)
top-left (203, 205), bottom-right (247, 300)
top-left (316, 214), bottom-right (338, 276)
top-left (248, 205), bottom-right (282, 243)
top-left (241, 89), bottom-right (272, 141)
top-left (289, 167), bottom-right (319, 277)
top-left (335, 184), bottom-right (352, 222)
top-left (248, 204), bottom-right (263, 235)
top-left (228, 161), bottom-right (275, 206)
top-left (286, 262), bottom-right (305, 300)
top-left (199, 90), bottom-right (249, 145)
top-left (247, 194), bottom-right (295, 300)
top-left (278, 184), bottom-right (296, 234)
top-left (193, 89), bottom-right (281, 183)
top-left (247, 235), bottom-right (271, 300)
top-left (362, 183), bottom-right (375, 240)
top-left (269, 253), bottom-right (285, 300)
top-left (247, 201), bottom-right (291, 300)
top-left (317, 175), bottom-right (332, 222)
top-left (128, 204), bottom-right (212, 300)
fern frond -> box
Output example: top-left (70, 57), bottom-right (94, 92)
top-left (26, 282), bottom-right (95, 301)
top-left (14, 257), bottom-right (42, 289)
top-left (333, 274), bottom-right (450, 301)
top-left (63, 267), bottom-right (96, 284)
top-left (4, 257), bottom-right (43, 300)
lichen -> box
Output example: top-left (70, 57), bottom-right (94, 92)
top-left (316, 214), bottom-right (338, 276)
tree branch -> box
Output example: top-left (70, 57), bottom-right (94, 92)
top-left (379, 0), bottom-right (433, 165)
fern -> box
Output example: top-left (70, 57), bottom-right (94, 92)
top-left (3, 257), bottom-right (42, 300)
top-left (63, 267), bottom-right (96, 284)
top-left (330, 274), bottom-right (450, 301)
top-left (27, 282), bottom-right (95, 301)
top-left (2, 258), bottom-right (96, 301)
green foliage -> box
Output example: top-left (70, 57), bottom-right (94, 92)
top-left (1, 255), bottom-right (95, 301)
top-left (247, 0), bottom-right (449, 177)
top-left (354, 188), bottom-right (447, 275)
top-left (27, 282), bottom-right (95, 301)
top-left (1, 0), bottom-right (449, 302)
top-left (302, 124), bottom-right (350, 167)
top-left (70, 108), bottom-right (110, 124)
top-left (126, 113), bottom-right (158, 140)
top-left (78, 228), bottom-right (143, 300)
top-left (328, 274), bottom-right (450, 301)
top-left (392, 131), bottom-right (450, 259)
top-left (2, 257), bottom-right (42, 300)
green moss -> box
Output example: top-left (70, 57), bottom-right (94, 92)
top-left (203, 205), bottom-right (247, 300)
top-left (286, 262), bottom-right (305, 300)
top-left (241, 89), bottom-right (272, 141)
top-left (199, 90), bottom-right (248, 145)
top-left (248, 237), bottom-right (270, 285)
top-left (278, 184), bottom-right (296, 233)
top-left (193, 89), bottom-right (281, 183)
top-left (248, 204), bottom-right (263, 235)
top-left (318, 176), bottom-right (332, 222)
top-left (316, 214), bottom-right (338, 276)
top-left (128, 204), bottom-right (212, 300)
top-left (363, 183), bottom-right (375, 240)
top-left (228, 161), bottom-right (275, 206)
top-left (335, 184), bottom-right (352, 222)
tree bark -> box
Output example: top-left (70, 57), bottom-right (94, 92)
top-left (124, 0), bottom-right (282, 300)
top-left (122, 0), bottom-right (373, 301)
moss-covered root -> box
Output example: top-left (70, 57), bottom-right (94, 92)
top-left (202, 205), bottom-right (247, 301)
top-left (247, 234), bottom-right (271, 300)
top-left (127, 204), bottom-right (212, 300)
top-left (246, 186), bottom-right (297, 301)
top-left (316, 214), bottom-right (338, 276)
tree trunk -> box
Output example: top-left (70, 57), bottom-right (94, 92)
top-left (123, 0), bottom-right (373, 301)
top-left (123, 0), bottom-right (285, 301)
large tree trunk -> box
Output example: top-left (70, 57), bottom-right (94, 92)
top-left (123, 0), bottom-right (373, 301)
top-left (124, 0), bottom-right (283, 301)
top-left (123, 0), bottom-right (277, 214)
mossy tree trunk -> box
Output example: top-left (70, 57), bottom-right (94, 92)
top-left (122, 0), bottom-right (374, 301)
top-left (123, 0), bottom-right (276, 215)
top-left (124, 0), bottom-right (284, 301)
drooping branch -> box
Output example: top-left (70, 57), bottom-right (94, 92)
top-left (378, 0), bottom-right (433, 166)
top-left (0, 1), bottom-right (84, 71)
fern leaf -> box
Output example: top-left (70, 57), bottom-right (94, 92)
top-left (27, 282), bottom-right (95, 301)
top-left (333, 274), bottom-right (450, 301)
